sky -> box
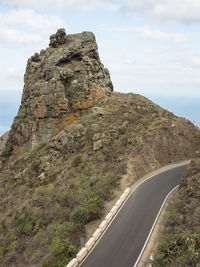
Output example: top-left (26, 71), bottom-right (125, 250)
top-left (0, 0), bottom-right (200, 136)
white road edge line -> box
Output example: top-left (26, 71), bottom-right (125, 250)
top-left (79, 161), bottom-right (189, 266)
top-left (133, 184), bottom-right (179, 267)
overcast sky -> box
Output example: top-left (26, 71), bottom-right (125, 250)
top-left (0, 0), bottom-right (200, 135)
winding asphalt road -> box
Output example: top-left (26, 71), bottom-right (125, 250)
top-left (80, 164), bottom-right (188, 267)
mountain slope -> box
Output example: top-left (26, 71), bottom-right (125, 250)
top-left (0, 92), bottom-right (199, 267)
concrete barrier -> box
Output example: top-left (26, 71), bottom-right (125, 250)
top-left (99, 220), bottom-right (107, 232)
top-left (111, 205), bottom-right (118, 215)
top-left (66, 258), bottom-right (78, 267)
top-left (120, 192), bottom-right (126, 202)
top-left (76, 247), bottom-right (87, 262)
top-left (93, 228), bottom-right (101, 241)
top-left (115, 199), bottom-right (122, 207)
top-left (124, 187), bottom-right (130, 196)
top-left (105, 212), bottom-right (113, 223)
top-left (85, 238), bottom-right (95, 251)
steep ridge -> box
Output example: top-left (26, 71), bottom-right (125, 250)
top-left (154, 158), bottom-right (200, 266)
top-left (0, 30), bottom-right (200, 267)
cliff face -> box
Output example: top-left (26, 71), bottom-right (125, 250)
top-left (4, 29), bottom-right (113, 159)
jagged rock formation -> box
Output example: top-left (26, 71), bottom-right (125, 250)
top-left (4, 29), bottom-right (113, 160)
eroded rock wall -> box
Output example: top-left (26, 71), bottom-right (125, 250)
top-left (4, 29), bottom-right (113, 159)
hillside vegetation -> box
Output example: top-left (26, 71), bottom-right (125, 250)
top-left (0, 92), bottom-right (200, 267)
top-left (154, 158), bottom-right (200, 266)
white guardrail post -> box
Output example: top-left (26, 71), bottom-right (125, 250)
top-left (124, 187), bottom-right (130, 196)
top-left (105, 212), bottom-right (113, 223)
top-left (92, 228), bottom-right (102, 241)
top-left (76, 247), bottom-right (87, 262)
top-left (66, 258), bottom-right (78, 267)
top-left (110, 205), bottom-right (118, 215)
top-left (120, 192), bottom-right (126, 202)
top-left (85, 237), bottom-right (95, 251)
top-left (99, 220), bottom-right (107, 232)
top-left (115, 199), bottom-right (122, 207)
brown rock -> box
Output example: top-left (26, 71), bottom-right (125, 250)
top-left (91, 107), bottom-right (105, 117)
top-left (93, 133), bottom-right (106, 151)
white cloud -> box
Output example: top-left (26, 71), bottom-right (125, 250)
top-left (123, 0), bottom-right (200, 23)
top-left (0, 67), bottom-right (24, 89)
top-left (191, 57), bottom-right (200, 66)
top-left (4, 68), bottom-right (23, 79)
top-left (0, 8), bottom-right (64, 33)
top-left (1, 0), bottom-right (120, 12)
top-left (0, 8), bottom-right (65, 46)
top-left (131, 26), bottom-right (186, 42)
top-left (124, 57), bottom-right (135, 64)
top-left (0, 26), bottom-right (43, 46)
top-left (105, 58), bottom-right (121, 64)
top-left (104, 57), bottom-right (135, 65)
top-left (143, 47), bottom-right (159, 54)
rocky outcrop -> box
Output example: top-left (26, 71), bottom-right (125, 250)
top-left (3, 29), bottom-right (113, 160)
top-left (0, 131), bottom-right (9, 155)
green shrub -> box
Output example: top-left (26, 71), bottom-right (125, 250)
top-left (118, 127), bottom-right (127, 135)
top-left (72, 209), bottom-right (89, 225)
top-left (67, 244), bottom-right (77, 257)
top-left (85, 195), bottom-right (103, 222)
top-left (49, 237), bottom-right (64, 255)
top-left (22, 220), bottom-right (34, 235)
top-left (34, 92), bottom-right (42, 97)
top-left (1, 143), bottom-right (13, 158)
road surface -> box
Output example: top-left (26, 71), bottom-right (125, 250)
top-left (80, 164), bottom-right (188, 267)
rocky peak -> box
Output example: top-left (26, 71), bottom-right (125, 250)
top-left (3, 29), bottom-right (113, 160)
top-left (49, 28), bottom-right (67, 47)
